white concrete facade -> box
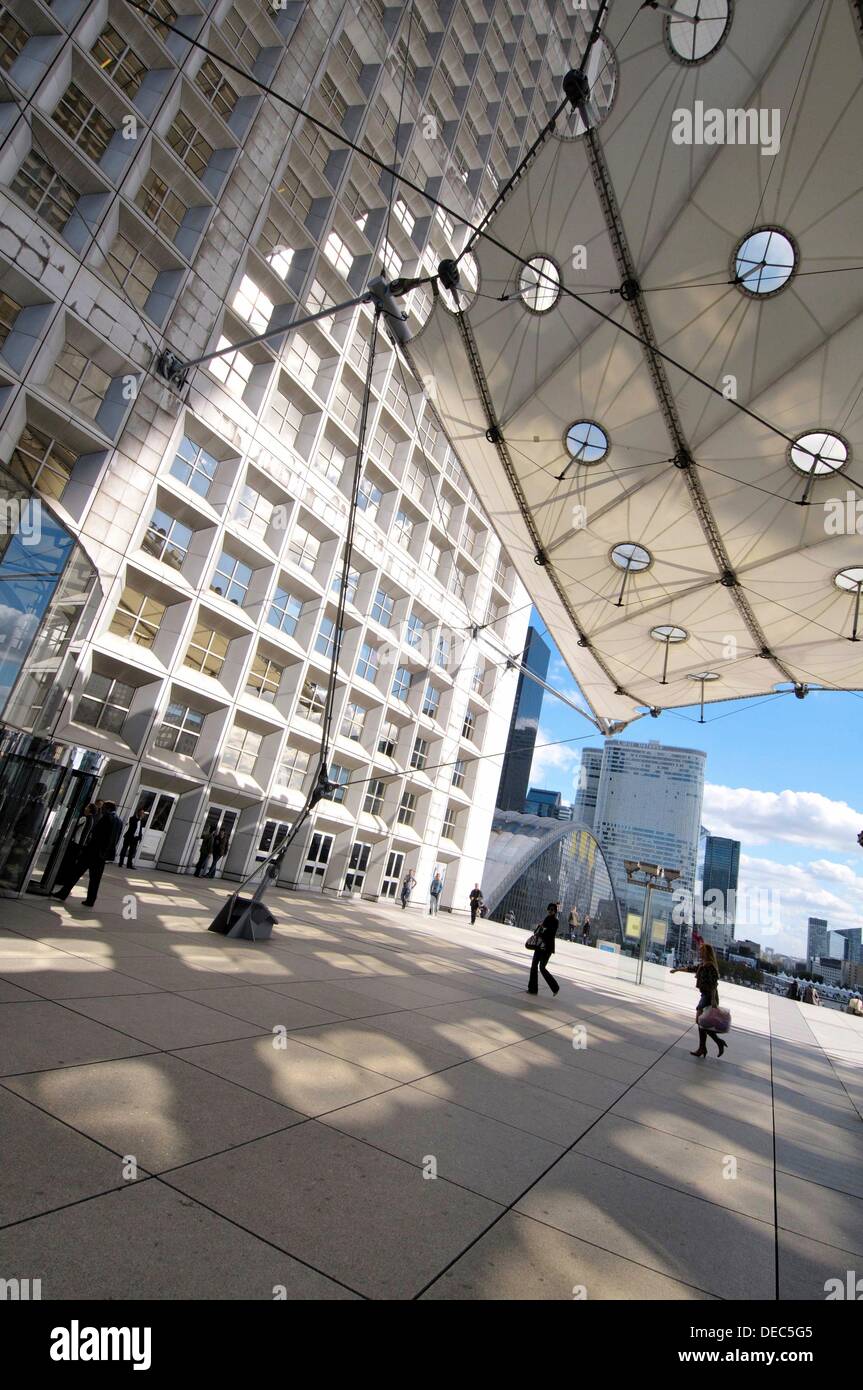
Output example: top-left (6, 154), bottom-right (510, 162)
top-left (0, 0), bottom-right (580, 906)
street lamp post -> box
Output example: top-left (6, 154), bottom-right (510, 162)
top-left (624, 859), bottom-right (682, 986)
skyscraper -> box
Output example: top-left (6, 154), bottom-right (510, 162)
top-left (592, 739), bottom-right (706, 943)
top-left (574, 746), bottom-right (602, 829)
top-left (702, 835), bottom-right (741, 934)
top-left (496, 625), bottom-right (549, 812)
top-left (836, 928), bottom-right (863, 964)
top-left (807, 918), bottom-right (847, 966)
top-left (0, 0), bottom-right (578, 903)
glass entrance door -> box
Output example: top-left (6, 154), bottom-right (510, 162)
top-left (27, 769), bottom-right (98, 894)
top-left (344, 841), bottom-right (371, 893)
top-left (301, 832), bottom-right (333, 889)
top-left (381, 850), bottom-right (404, 899)
top-left (136, 791), bottom-right (177, 866)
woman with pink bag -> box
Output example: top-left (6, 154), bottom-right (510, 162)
top-left (671, 941), bottom-right (729, 1058)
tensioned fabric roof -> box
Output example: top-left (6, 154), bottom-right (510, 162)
top-left (409, 0), bottom-right (863, 731)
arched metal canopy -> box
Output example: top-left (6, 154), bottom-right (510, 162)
top-left (409, 0), bottom-right (863, 730)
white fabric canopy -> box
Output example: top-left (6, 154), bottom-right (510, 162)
top-left (410, 0), bottom-right (863, 729)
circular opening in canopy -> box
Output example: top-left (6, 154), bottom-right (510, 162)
top-left (611, 543), bottom-right (651, 572)
top-left (650, 625), bottom-right (688, 643)
top-left (565, 420), bottom-right (609, 464)
top-left (835, 568), bottom-right (863, 592)
top-left (666, 0), bottom-right (733, 65)
top-left (788, 430), bottom-right (849, 477)
top-left (734, 227), bottom-right (797, 296)
top-left (688, 671), bottom-right (721, 682)
top-left (519, 256), bottom-right (561, 313)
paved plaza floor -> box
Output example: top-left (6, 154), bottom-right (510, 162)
top-left (1, 868), bottom-right (862, 1300)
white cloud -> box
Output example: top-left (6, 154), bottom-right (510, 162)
top-left (703, 784), bottom-right (863, 854)
top-left (733, 852), bottom-right (863, 956)
top-left (528, 728), bottom-right (582, 792)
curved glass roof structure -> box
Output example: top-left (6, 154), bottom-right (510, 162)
top-left (410, 0), bottom-right (863, 730)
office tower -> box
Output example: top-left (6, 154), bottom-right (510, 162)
top-left (0, 0), bottom-right (577, 903)
top-left (702, 834), bottom-right (741, 934)
top-left (806, 917), bottom-right (846, 966)
top-left (495, 624), bottom-right (549, 812)
top-left (835, 928), bottom-right (862, 964)
top-left (574, 746), bottom-right (602, 829)
top-left (523, 786), bottom-right (573, 819)
top-left (592, 739), bottom-right (706, 941)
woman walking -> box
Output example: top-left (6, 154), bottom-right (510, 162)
top-left (672, 941), bottom-right (727, 1058)
top-left (527, 902), bottom-right (560, 997)
top-left (400, 869), bottom-right (416, 909)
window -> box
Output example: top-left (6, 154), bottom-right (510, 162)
top-left (232, 275), bottom-right (274, 333)
top-left (442, 807), bottom-right (457, 839)
top-left (314, 438), bottom-right (345, 485)
top-left (565, 420), bottom-right (609, 465)
top-left (142, 508), bottom-right (192, 568)
top-left (451, 758), bottom-right (466, 789)
top-left (406, 613), bottom-right (424, 650)
top-left (220, 724), bottom-right (262, 775)
top-left (357, 475), bottom-right (383, 521)
top-left (734, 227), bottom-right (797, 297)
top-left (10, 152), bottom-right (78, 233)
top-left (274, 168), bottom-right (311, 223)
top-left (268, 386), bottom-right (303, 442)
top-left (377, 720), bottom-right (399, 758)
top-left (421, 684), bottom-right (441, 719)
top-left (363, 779), bottom-right (385, 815)
top-left (247, 651), bottom-right (283, 702)
top-left (435, 633), bottom-right (450, 669)
top-left (285, 336), bottom-right (320, 390)
top-left (461, 521), bottom-right (482, 560)
top-left (391, 665), bottom-right (411, 701)
top-left (385, 377), bottom-right (409, 422)
top-left (331, 565), bottom-right (360, 604)
top-left (48, 345), bottom-right (110, 420)
top-left (372, 427), bottom-right (397, 471)
top-left (344, 840), bottom-right (371, 892)
top-left (212, 549), bottom-right (253, 605)
top-left (195, 56), bottom-right (238, 121)
top-left (209, 337), bottom-right (253, 396)
top-left (393, 199), bottom-right (415, 237)
top-left (268, 587), bottom-right (303, 637)
top-left (296, 122), bottom-right (331, 172)
top-left (287, 525), bottom-right (319, 573)
top-left (0, 6), bottom-right (28, 72)
top-left (109, 586), bottom-right (166, 648)
top-left (75, 673), bottom-right (134, 734)
top-left (53, 83), bottom-right (116, 163)
top-left (418, 416), bottom-right (438, 455)
top-left (280, 744), bottom-right (311, 789)
top-left (167, 110), bottom-right (213, 180)
top-left (393, 510), bottom-right (413, 551)
top-left (9, 424), bottom-right (76, 501)
top-left (167, 439), bottom-right (215, 500)
top-left (423, 540), bottom-right (441, 577)
top-left (92, 25), bottom-right (147, 98)
top-left (135, 169), bottom-right (188, 241)
top-left (403, 459), bottom-right (425, 499)
top-left (471, 665), bottom-right (484, 694)
top-left (461, 709), bottom-right (476, 742)
top-left (184, 622), bottom-right (229, 678)
top-left (142, 0), bottom-right (177, 43)
top-left (332, 383), bottom-right (361, 434)
top-left (493, 554), bottom-right (508, 590)
top-left (327, 763), bottom-right (350, 803)
top-left (324, 230), bottom-right (353, 278)
top-left (336, 31), bottom-right (362, 80)
top-left (297, 677), bottom-right (326, 723)
top-left (344, 180), bottom-right (368, 232)
top-left (222, 4), bottom-right (261, 69)
top-left (380, 237), bottom-right (402, 280)
top-left (356, 642), bottom-right (379, 684)
top-left (341, 702), bottom-right (366, 741)
top-left (106, 234), bottom-right (159, 310)
top-left (371, 588), bottom-right (394, 627)
top-left (154, 700), bottom-right (202, 756)
top-left (410, 736), bottom-right (429, 771)
top-left (397, 791), bottom-right (417, 827)
top-left (233, 483), bottom-right (274, 539)
top-left (315, 616), bottom-right (337, 659)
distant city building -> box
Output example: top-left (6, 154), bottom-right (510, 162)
top-left (702, 835), bottom-right (741, 933)
top-left (574, 747), bottom-right (603, 830)
top-left (807, 918), bottom-right (847, 967)
top-left (841, 960), bottom-right (863, 990)
top-left (523, 786), bottom-right (573, 819)
top-left (836, 928), bottom-right (863, 964)
top-left (496, 627), bottom-right (550, 813)
top-left (815, 957), bottom-right (845, 986)
top-left (592, 739), bottom-right (706, 950)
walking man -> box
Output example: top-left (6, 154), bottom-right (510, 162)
top-left (429, 870), bottom-right (443, 915)
top-left (119, 808), bottom-right (143, 869)
top-left (194, 826), bottom-right (214, 877)
top-left (469, 883), bottom-right (483, 924)
top-left (527, 902), bottom-right (560, 996)
top-left (400, 869), bottom-right (416, 909)
top-left (54, 802), bottom-right (123, 908)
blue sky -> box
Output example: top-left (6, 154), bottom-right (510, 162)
top-left (525, 609), bottom-right (863, 959)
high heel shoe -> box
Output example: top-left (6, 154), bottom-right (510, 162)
top-left (689, 1048), bottom-right (707, 1057)
top-left (716, 1039), bottom-right (727, 1057)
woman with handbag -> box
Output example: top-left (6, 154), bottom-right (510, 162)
top-left (671, 941), bottom-right (728, 1058)
top-left (525, 902), bottom-right (560, 997)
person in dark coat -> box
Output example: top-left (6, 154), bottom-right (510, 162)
top-left (119, 809), bottom-right (143, 869)
top-left (208, 827), bottom-right (229, 878)
top-left (399, 870), bottom-right (416, 909)
top-left (527, 902), bottom-right (560, 996)
top-left (194, 827), bottom-right (215, 877)
top-left (672, 941), bottom-right (727, 1057)
top-left (54, 802), bottom-right (123, 907)
top-left (581, 915), bottom-right (591, 946)
top-left (469, 884), bottom-right (484, 923)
